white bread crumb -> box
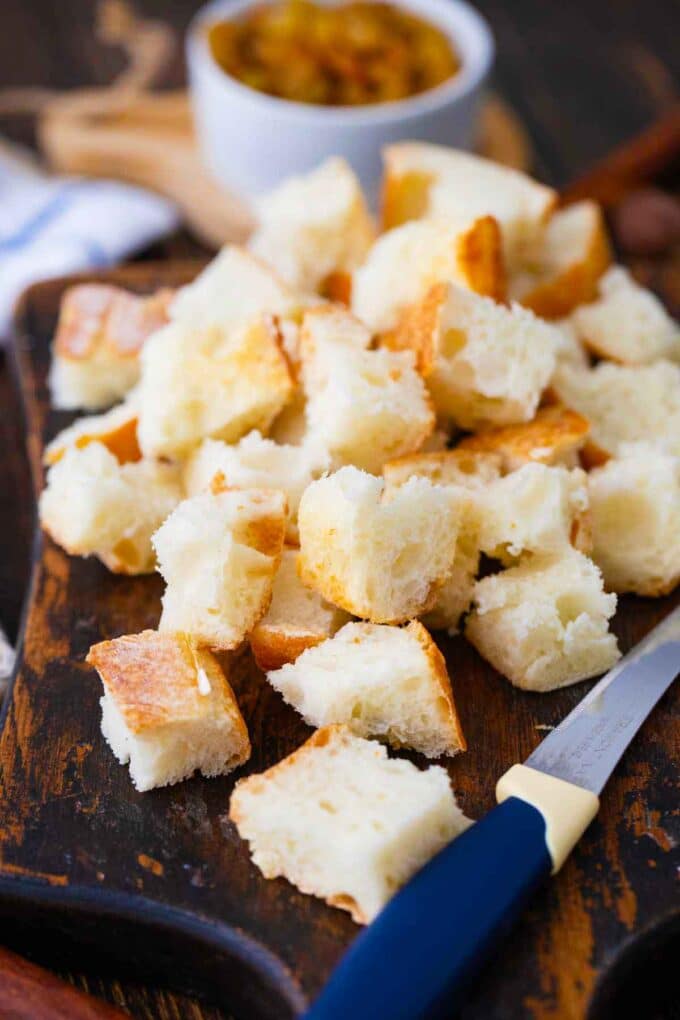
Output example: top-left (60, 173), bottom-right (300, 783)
top-left (267, 620), bottom-right (465, 757)
top-left (466, 548), bottom-right (620, 691)
top-left (88, 630), bottom-right (250, 791)
top-left (229, 724), bottom-right (471, 923)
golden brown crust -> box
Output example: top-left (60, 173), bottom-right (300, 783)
top-left (207, 486), bottom-right (289, 559)
top-left (382, 281), bottom-right (447, 376)
top-left (320, 270), bottom-right (353, 306)
top-left (44, 414), bottom-right (141, 467)
top-left (515, 204), bottom-right (611, 319)
top-left (87, 631), bottom-right (248, 746)
top-left (456, 216), bottom-right (507, 303)
top-left (456, 406), bottom-right (591, 471)
top-left (380, 168), bottom-right (434, 230)
top-left (54, 285), bottom-right (173, 360)
top-left (250, 626), bottom-right (325, 672)
top-left (406, 621), bottom-right (466, 753)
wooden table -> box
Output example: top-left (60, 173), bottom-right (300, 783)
top-left (0, 2), bottom-right (678, 1017)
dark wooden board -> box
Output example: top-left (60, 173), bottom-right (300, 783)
top-left (0, 261), bottom-right (678, 1020)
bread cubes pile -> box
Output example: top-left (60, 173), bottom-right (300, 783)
top-left (40, 146), bottom-right (680, 924)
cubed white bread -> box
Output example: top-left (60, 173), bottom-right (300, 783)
top-left (456, 406), bottom-right (590, 471)
top-left (569, 266), bottom-right (680, 364)
top-left (298, 467), bottom-right (461, 623)
top-left (475, 463), bottom-right (591, 563)
top-left (551, 359), bottom-right (680, 464)
top-left (169, 246), bottom-right (302, 330)
top-left (88, 630), bottom-right (250, 791)
top-left (49, 284), bottom-right (173, 410)
top-left (382, 452), bottom-right (487, 633)
top-left (301, 314), bottom-right (434, 474)
top-left (383, 448), bottom-right (502, 491)
top-left (268, 389), bottom-right (309, 446)
top-left (588, 445), bottom-right (680, 596)
top-left (381, 143), bottom-right (556, 264)
top-left (250, 548), bottom-right (351, 671)
top-left (351, 216), bottom-right (505, 335)
top-left (44, 392), bottom-right (140, 466)
top-left (421, 532), bottom-right (480, 635)
top-left (137, 315), bottom-right (294, 459)
top-left (509, 201), bottom-right (611, 318)
top-left (300, 303), bottom-right (372, 363)
top-left (267, 620), bottom-right (465, 757)
top-left (392, 282), bottom-right (558, 429)
top-left (229, 725), bottom-right (471, 923)
top-left (466, 549), bottom-right (620, 691)
top-left (248, 157), bottom-right (375, 293)
top-left (153, 487), bottom-right (287, 650)
top-left (39, 443), bottom-right (182, 574)
top-left (552, 319), bottom-right (591, 371)
top-left (183, 431), bottom-right (330, 543)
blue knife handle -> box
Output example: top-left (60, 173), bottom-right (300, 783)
top-left (305, 797), bottom-right (553, 1020)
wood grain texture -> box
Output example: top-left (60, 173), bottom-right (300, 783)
top-left (0, 262), bottom-right (678, 1020)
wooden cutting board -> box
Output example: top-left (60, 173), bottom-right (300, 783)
top-left (0, 262), bottom-right (678, 1020)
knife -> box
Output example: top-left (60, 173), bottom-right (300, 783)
top-left (305, 606), bottom-right (680, 1020)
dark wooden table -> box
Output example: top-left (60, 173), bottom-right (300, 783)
top-left (0, 2), bottom-right (678, 1017)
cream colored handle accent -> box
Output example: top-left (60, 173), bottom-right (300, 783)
top-left (496, 764), bottom-right (600, 873)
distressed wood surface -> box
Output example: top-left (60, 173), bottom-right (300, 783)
top-left (0, 1), bottom-right (679, 1016)
top-left (0, 262), bottom-right (678, 1020)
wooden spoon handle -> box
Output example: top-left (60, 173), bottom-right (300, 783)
top-left (0, 945), bottom-right (128, 1019)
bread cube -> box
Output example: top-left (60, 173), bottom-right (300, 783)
top-left (392, 281), bottom-right (558, 429)
top-left (381, 143), bottom-right (556, 264)
top-left (88, 630), bottom-right (250, 791)
top-left (552, 360), bottom-right (680, 463)
top-left (301, 312), bottom-right (434, 473)
top-left (298, 467), bottom-right (461, 623)
top-left (44, 393), bottom-right (140, 466)
top-left (457, 406), bottom-right (590, 471)
top-left (422, 532), bottom-right (480, 635)
top-left (183, 431), bottom-right (329, 543)
top-left (39, 443), bottom-right (182, 574)
top-left (49, 284), bottom-right (173, 410)
top-left (137, 315), bottom-right (294, 459)
top-left (476, 463), bottom-right (591, 563)
top-left (153, 488), bottom-right (287, 650)
top-left (570, 267), bottom-right (680, 364)
top-left (383, 449), bottom-right (502, 492)
top-left (588, 445), bottom-right (680, 596)
top-left (352, 216), bottom-right (505, 334)
top-left (267, 620), bottom-right (465, 757)
top-left (169, 246), bottom-right (302, 330)
top-left (552, 319), bottom-right (591, 371)
top-left (248, 157), bottom-right (375, 293)
top-left (250, 548), bottom-right (350, 671)
top-left (509, 201), bottom-right (611, 318)
top-left (229, 725), bottom-right (470, 923)
top-left (466, 549), bottom-right (620, 691)
top-left (268, 390), bottom-right (309, 446)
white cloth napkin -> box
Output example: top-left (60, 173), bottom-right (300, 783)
top-left (0, 138), bottom-right (178, 341)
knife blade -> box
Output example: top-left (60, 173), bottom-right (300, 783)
top-left (525, 605), bottom-right (680, 793)
top-left (305, 608), bottom-right (680, 1020)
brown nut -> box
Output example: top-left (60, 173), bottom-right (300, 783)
top-left (613, 188), bottom-right (680, 256)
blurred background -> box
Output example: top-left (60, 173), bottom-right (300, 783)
top-left (0, 1), bottom-right (678, 1017)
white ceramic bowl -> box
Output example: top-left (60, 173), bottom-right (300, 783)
top-left (187, 0), bottom-right (494, 205)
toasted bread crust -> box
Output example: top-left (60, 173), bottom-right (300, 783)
top-left (87, 630), bottom-right (248, 746)
top-left (250, 627), bottom-right (326, 672)
top-left (382, 281), bottom-right (447, 375)
top-left (383, 448), bottom-right (502, 488)
top-left (456, 216), bottom-right (507, 303)
top-left (44, 414), bottom-right (140, 466)
top-left (54, 285), bottom-right (173, 360)
top-left (380, 169), bottom-right (435, 231)
top-left (457, 406), bottom-right (591, 470)
top-left (517, 206), bottom-right (611, 319)
top-left (407, 621), bottom-right (466, 753)
top-left (320, 270), bottom-right (353, 305)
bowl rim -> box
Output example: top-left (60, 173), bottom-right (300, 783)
top-left (187, 0), bottom-right (494, 125)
